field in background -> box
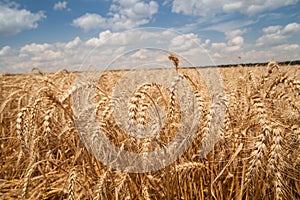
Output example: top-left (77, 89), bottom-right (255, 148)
top-left (0, 63), bottom-right (299, 199)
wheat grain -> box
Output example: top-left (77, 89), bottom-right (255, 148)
top-left (0, 63), bottom-right (299, 199)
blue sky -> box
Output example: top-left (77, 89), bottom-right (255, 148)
top-left (0, 0), bottom-right (300, 73)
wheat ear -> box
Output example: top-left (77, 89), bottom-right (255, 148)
top-left (268, 127), bottom-right (283, 200)
top-left (68, 167), bottom-right (76, 200)
top-left (168, 75), bottom-right (183, 125)
top-left (115, 173), bottom-right (128, 200)
top-left (245, 95), bottom-right (270, 187)
top-left (22, 121), bottom-right (39, 199)
top-left (94, 171), bottom-right (108, 200)
top-left (16, 109), bottom-right (27, 166)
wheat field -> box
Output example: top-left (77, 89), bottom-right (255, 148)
top-left (0, 62), bottom-right (299, 199)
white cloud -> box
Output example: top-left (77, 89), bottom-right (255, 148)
top-left (208, 29), bottom-right (247, 64)
top-left (162, 0), bottom-right (172, 6)
top-left (222, 2), bottom-right (242, 13)
top-left (206, 23), bottom-right (300, 64)
top-left (171, 0), bottom-right (299, 16)
top-left (72, 0), bottom-right (158, 31)
top-left (65, 37), bottom-right (81, 49)
top-left (262, 25), bottom-right (282, 34)
top-left (0, 3), bottom-right (45, 36)
top-left (225, 29), bottom-right (246, 39)
top-left (20, 43), bottom-right (52, 55)
top-left (169, 33), bottom-right (201, 52)
top-left (245, 0), bottom-right (299, 15)
top-left (211, 29), bottom-right (245, 55)
top-left (210, 43), bottom-right (300, 65)
top-left (108, 0), bottom-right (159, 29)
top-left (282, 22), bottom-right (300, 34)
top-left (0, 29), bottom-right (212, 73)
top-left (19, 43), bottom-right (63, 63)
top-left (53, 1), bottom-right (70, 11)
top-left (201, 18), bottom-right (256, 33)
top-left (30, 50), bottom-right (62, 62)
top-left (211, 42), bottom-right (226, 49)
top-left (0, 46), bottom-right (11, 56)
top-left (240, 44), bottom-right (300, 63)
top-left (256, 22), bottom-right (300, 46)
top-left (229, 36), bottom-right (244, 46)
top-left (273, 44), bottom-right (299, 51)
top-left (85, 30), bottom-right (124, 47)
top-left (0, 28), bottom-right (299, 74)
top-left (225, 29), bottom-right (245, 47)
top-left (72, 13), bottom-right (107, 32)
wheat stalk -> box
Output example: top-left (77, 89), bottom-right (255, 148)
top-left (1, 62), bottom-right (299, 199)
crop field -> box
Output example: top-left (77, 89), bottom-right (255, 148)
top-left (0, 62), bottom-right (299, 199)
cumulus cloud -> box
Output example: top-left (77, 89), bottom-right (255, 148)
top-left (0, 29), bottom-right (213, 73)
top-left (256, 22), bottom-right (300, 46)
top-left (82, 29), bottom-right (213, 68)
top-left (65, 37), bottom-right (81, 49)
top-left (171, 0), bottom-right (299, 16)
top-left (3, 37), bottom-right (87, 73)
top-left (282, 22), bottom-right (300, 34)
top-left (210, 42), bottom-right (300, 65)
top-left (169, 33), bottom-right (201, 52)
top-left (20, 43), bottom-right (52, 55)
top-left (0, 28), bottom-right (299, 73)
top-left (211, 29), bottom-right (245, 56)
top-left (53, 1), bottom-right (70, 11)
top-left (19, 43), bottom-right (63, 63)
top-left (72, 0), bottom-right (158, 31)
top-left (225, 30), bottom-right (245, 48)
top-left (205, 23), bottom-right (300, 64)
top-left (240, 44), bottom-right (300, 63)
top-left (262, 25), bottom-right (282, 34)
top-left (0, 3), bottom-right (45, 36)
top-left (207, 29), bottom-right (248, 64)
top-left (0, 46), bottom-right (11, 56)
top-left (72, 13), bottom-right (107, 32)
top-left (225, 29), bottom-right (246, 39)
